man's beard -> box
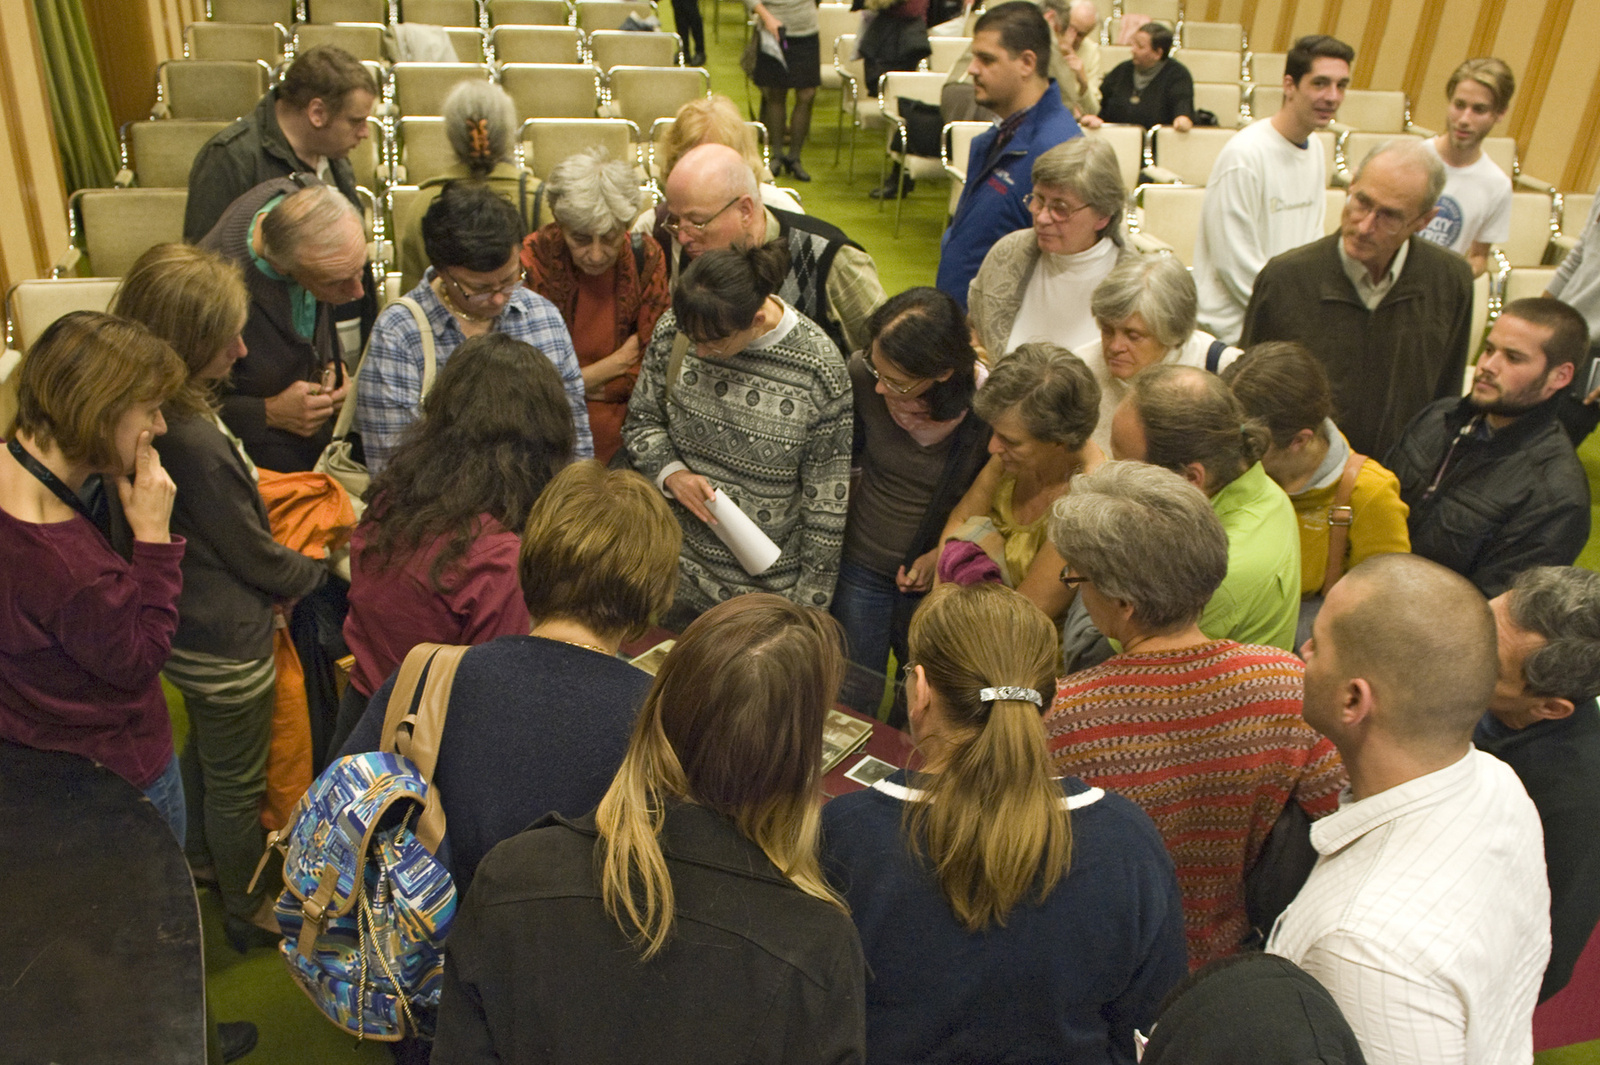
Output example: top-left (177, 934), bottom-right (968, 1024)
top-left (1468, 375), bottom-right (1552, 418)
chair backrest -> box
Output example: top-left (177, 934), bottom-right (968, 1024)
top-left (402, 0), bottom-right (481, 24)
top-left (1149, 125), bottom-right (1235, 185)
top-left (605, 66), bottom-right (707, 138)
top-left (159, 59), bottom-right (272, 120)
top-left (588, 29), bottom-right (680, 72)
top-left (488, 0), bottom-right (571, 23)
top-left (1246, 50), bottom-right (1284, 85)
top-left (72, 189), bottom-right (189, 277)
top-left (1499, 190), bottom-right (1557, 268)
top-left (1179, 21), bottom-right (1243, 52)
top-left (445, 26), bottom-right (488, 60)
top-left (1337, 130), bottom-right (1419, 180)
top-left (386, 184), bottom-right (426, 257)
top-left (396, 117), bottom-right (455, 183)
top-left (210, 0), bottom-right (296, 22)
top-left (836, 33), bottom-right (868, 103)
top-left (1085, 122), bottom-right (1143, 190)
top-left (490, 24), bottom-right (581, 62)
top-left (1132, 183), bottom-right (1206, 264)
top-left (305, 0), bottom-right (389, 22)
top-left (942, 119), bottom-right (989, 178)
top-left (294, 21), bottom-right (386, 60)
top-left (6, 278), bottom-right (123, 353)
top-left (1100, 43), bottom-right (1130, 69)
top-left (1121, 0), bottom-right (1179, 23)
top-left (1562, 192), bottom-right (1595, 239)
top-left (522, 116), bottom-right (637, 179)
top-left (924, 36), bottom-right (969, 74)
top-left (1313, 129), bottom-right (1337, 186)
top-left (1481, 136), bottom-right (1516, 179)
top-left (347, 118), bottom-right (386, 193)
top-left (1193, 83), bottom-right (1242, 128)
top-left (575, 0), bottom-right (654, 32)
top-left (1337, 89), bottom-right (1408, 133)
top-left (390, 61), bottom-right (492, 116)
top-left (818, 4), bottom-right (856, 59)
top-left (1502, 265), bottom-right (1558, 305)
top-left (500, 62), bottom-right (599, 117)
top-left (646, 116), bottom-right (764, 180)
top-left (124, 119), bottom-right (231, 188)
top-left (1246, 83), bottom-right (1281, 119)
top-left (1323, 187), bottom-right (1345, 234)
top-left (880, 71), bottom-right (948, 118)
top-left (1178, 48), bottom-right (1242, 85)
top-left (185, 21), bottom-right (284, 62)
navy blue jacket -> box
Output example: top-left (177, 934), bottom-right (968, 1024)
top-left (936, 84), bottom-right (1082, 311)
top-left (821, 770), bottom-right (1187, 1064)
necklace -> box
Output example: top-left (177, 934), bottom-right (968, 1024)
top-left (530, 625), bottom-right (615, 656)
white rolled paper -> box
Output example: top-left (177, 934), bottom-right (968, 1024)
top-left (707, 489), bottom-right (782, 575)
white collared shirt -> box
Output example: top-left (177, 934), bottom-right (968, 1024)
top-left (1338, 237), bottom-right (1410, 310)
top-left (1267, 747), bottom-right (1549, 1065)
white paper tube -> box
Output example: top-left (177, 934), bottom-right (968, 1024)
top-left (707, 489), bottom-right (782, 575)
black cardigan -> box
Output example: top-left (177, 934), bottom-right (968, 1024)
top-left (434, 804), bottom-right (867, 1065)
top-left (1098, 59), bottom-right (1194, 128)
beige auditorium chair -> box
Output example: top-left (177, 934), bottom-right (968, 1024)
top-left (1128, 183), bottom-right (1206, 264)
top-left (116, 120), bottom-right (230, 188)
top-left (487, 0), bottom-right (572, 24)
top-left (489, 25), bottom-right (582, 63)
top-left (588, 29), bottom-right (681, 73)
top-left (526, 117), bottom-right (638, 180)
top-left (604, 66), bottom-right (709, 140)
top-left (294, 22), bottom-right (387, 62)
top-left (184, 21), bottom-right (285, 63)
top-left (55, 188), bottom-right (188, 278)
top-left (389, 62), bottom-right (492, 117)
top-left (500, 62), bottom-right (600, 118)
top-left (154, 59), bottom-right (272, 120)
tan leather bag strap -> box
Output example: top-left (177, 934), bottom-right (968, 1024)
top-left (666, 330), bottom-right (689, 401)
top-left (378, 642), bottom-right (470, 854)
top-left (330, 295), bottom-right (435, 439)
top-left (1321, 452), bottom-right (1366, 594)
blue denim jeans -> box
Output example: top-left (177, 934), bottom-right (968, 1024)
top-left (141, 752), bottom-right (186, 848)
top-left (830, 559), bottom-right (922, 714)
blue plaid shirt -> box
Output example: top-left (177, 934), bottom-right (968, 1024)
top-left (353, 273), bottom-right (592, 473)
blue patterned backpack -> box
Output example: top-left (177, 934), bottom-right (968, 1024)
top-left (260, 643), bottom-right (468, 1041)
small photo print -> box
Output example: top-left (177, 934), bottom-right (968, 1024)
top-left (844, 755), bottom-right (897, 787)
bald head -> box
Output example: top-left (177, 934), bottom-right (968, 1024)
top-left (1320, 554), bottom-right (1497, 750)
top-left (1353, 138), bottom-right (1447, 213)
top-left (1068, 0), bottom-right (1098, 34)
top-left (257, 185), bottom-right (366, 305)
top-left (663, 143), bottom-right (762, 257)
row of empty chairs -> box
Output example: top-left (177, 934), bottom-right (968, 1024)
top-left (207, 0), bottom-right (652, 30)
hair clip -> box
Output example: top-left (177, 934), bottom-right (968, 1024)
top-left (979, 686), bottom-right (1042, 706)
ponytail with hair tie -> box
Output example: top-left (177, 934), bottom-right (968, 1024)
top-left (979, 687), bottom-right (1043, 706)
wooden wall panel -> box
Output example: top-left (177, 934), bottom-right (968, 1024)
top-left (0, 0), bottom-right (70, 294)
top-left (1518, 0), bottom-right (1600, 190)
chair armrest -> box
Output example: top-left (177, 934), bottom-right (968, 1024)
top-left (52, 245), bottom-right (83, 279)
top-left (1141, 165), bottom-right (1184, 184)
top-left (1127, 232), bottom-right (1175, 255)
top-left (1404, 123), bottom-right (1435, 137)
top-left (1515, 173), bottom-right (1556, 195)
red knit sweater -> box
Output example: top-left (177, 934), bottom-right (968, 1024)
top-left (1045, 640), bottom-right (1345, 969)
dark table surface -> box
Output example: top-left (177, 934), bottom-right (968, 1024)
top-left (0, 741), bottom-right (207, 1064)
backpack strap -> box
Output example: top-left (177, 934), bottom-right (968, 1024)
top-left (379, 641), bottom-right (470, 853)
top-left (1320, 451), bottom-right (1365, 595)
top-left (329, 295), bottom-right (436, 439)
top-left (666, 330), bottom-right (689, 402)
top-left (1205, 338), bottom-right (1228, 374)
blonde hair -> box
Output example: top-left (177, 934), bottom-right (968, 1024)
top-left (12, 311), bottom-right (186, 470)
top-left (112, 243), bottom-right (249, 418)
top-left (596, 594), bottom-right (846, 958)
top-left (905, 583), bottom-right (1071, 931)
top-left (655, 93), bottom-right (769, 182)
top-left (1446, 57), bottom-right (1515, 113)
top-left (518, 460), bottom-right (680, 639)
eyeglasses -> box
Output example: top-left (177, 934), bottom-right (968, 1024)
top-left (1345, 190), bottom-right (1419, 234)
top-left (1024, 192), bottom-right (1094, 223)
top-left (862, 354), bottom-right (927, 395)
top-left (1058, 566), bottom-right (1090, 588)
top-left (663, 197), bottom-right (741, 237)
top-left (441, 266), bottom-right (525, 304)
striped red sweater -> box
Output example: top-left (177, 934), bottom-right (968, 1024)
top-left (1045, 640), bottom-right (1345, 970)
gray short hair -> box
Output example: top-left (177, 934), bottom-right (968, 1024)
top-left (442, 81), bottom-right (518, 175)
top-left (1507, 566), bottom-right (1600, 702)
top-left (1049, 460), bottom-right (1228, 632)
top-left (1089, 254), bottom-right (1197, 350)
top-left (972, 342), bottom-right (1100, 449)
top-left (547, 146), bottom-right (644, 235)
top-left (1354, 138), bottom-right (1447, 213)
top-left (259, 184), bottom-right (363, 273)
top-left (1032, 137), bottom-right (1126, 246)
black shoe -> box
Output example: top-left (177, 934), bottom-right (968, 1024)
top-left (783, 154), bottom-right (812, 182)
top-left (224, 914), bottom-right (280, 954)
top-left (869, 171), bottom-right (914, 199)
top-left (687, 50), bottom-right (705, 66)
top-left (218, 1021), bottom-right (258, 1063)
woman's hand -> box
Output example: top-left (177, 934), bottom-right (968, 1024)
top-left (581, 334), bottom-right (644, 396)
top-left (664, 470), bottom-right (719, 525)
top-left (756, 4), bottom-right (782, 38)
top-left (118, 430), bottom-right (177, 544)
top-left (897, 547), bottom-right (940, 593)
top-left (1173, 115), bottom-right (1194, 132)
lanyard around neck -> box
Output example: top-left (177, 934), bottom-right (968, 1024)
top-left (7, 438), bottom-right (109, 539)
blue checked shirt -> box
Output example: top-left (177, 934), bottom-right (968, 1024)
top-left (353, 273), bottom-right (592, 473)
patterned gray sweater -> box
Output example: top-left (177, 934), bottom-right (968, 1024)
top-left (622, 303), bottom-right (852, 614)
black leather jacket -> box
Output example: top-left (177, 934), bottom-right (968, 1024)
top-left (1387, 395), bottom-right (1590, 596)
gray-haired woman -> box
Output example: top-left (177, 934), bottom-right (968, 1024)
top-left (968, 137), bottom-right (1133, 359)
top-left (1076, 254), bottom-right (1242, 455)
top-left (397, 80), bottom-right (552, 293)
top-left (524, 147), bottom-right (670, 463)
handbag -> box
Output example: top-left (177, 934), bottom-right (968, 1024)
top-left (314, 296), bottom-right (436, 505)
top-left (739, 29), bottom-right (760, 76)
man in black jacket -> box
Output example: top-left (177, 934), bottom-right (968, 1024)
top-left (1387, 297), bottom-right (1590, 597)
top-left (1475, 565), bottom-right (1600, 1003)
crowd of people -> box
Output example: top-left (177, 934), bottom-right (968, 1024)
top-left (3, 9), bottom-right (1600, 1065)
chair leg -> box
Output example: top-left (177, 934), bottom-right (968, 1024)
top-left (877, 150), bottom-right (889, 212)
top-left (848, 115), bottom-right (858, 183)
top-left (834, 97), bottom-right (845, 165)
top-left (893, 161), bottom-right (906, 236)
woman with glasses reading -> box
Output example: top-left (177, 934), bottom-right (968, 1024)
top-left (354, 181), bottom-right (591, 474)
top-left (622, 243), bottom-right (852, 624)
top-left (831, 288), bottom-right (990, 717)
top-left (968, 138), bottom-right (1133, 360)
top-left (820, 582), bottom-right (1186, 1063)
